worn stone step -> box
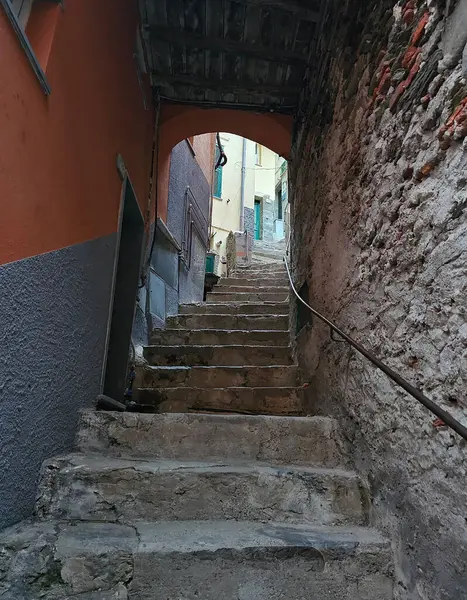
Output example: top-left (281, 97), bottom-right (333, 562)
top-left (136, 386), bottom-right (303, 414)
top-left (0, 520), bottom-right (393, 599)
top-left (214, 285), bottom-right (289, 294)
top-left (218, 277), bottom-right (288, 287)
top-left (143, 345), bottom-right (293, 366)
top-left (150, 328), bottom-right (290, 346)
top-left (165, 314), bottom-right (288, 331)
top-left (207, 291), bottom-right (289, 302)
top-left (178, 301), bottom-right (289, 315)
top-left (36, 455), bottom-right (370, 526)
top-left (139, 365), bottom-right (299, 388)
top-left (77, 411), bottom-right (346, 467)
top-left (234, 266), bottom-right (286, 275)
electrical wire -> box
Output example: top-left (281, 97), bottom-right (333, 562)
top-left (215, 133), bottom-right (228, 169)
top-left (139, 92), bottom-right (161, 288)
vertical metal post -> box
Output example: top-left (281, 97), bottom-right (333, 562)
top-left (239, 137), bottom-right (247, 231)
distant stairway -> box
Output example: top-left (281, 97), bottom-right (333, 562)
top-left (139, 259), bottom-right (302, 415)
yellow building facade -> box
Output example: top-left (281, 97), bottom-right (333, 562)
top-left (210, 133), bottom-right (285, 273)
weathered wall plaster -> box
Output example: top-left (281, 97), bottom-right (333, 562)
top-left (167, 139), bottom-right (211, 306)
top-left (292, 1), bottom-right (467, 597)
top-left (0, 235), bottom-right (115, 529)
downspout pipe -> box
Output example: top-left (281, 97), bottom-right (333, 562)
top-left (239, 137), bottom-right (246, 231)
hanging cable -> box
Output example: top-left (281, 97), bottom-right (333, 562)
top-left (215, 133), bottom-right (228, 169)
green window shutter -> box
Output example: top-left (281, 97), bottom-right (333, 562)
top-left (213, 145), bottom-right (223, 198)
top-left (214, 166), bottom-right (223, 198)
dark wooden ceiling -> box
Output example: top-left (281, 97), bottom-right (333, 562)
top-left (139, 0), bottom-right (327, 114)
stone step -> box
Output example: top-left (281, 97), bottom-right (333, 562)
top-left (178, 302), bottom-right (289, 315)
top-left (139, 365), bottom-right (299, 388)
top-left (136, 386), bottom-right (303, 414)
top-left (143, 345), bottom-right (293, 366)
top-left (252, 251), bottom-right (284, 260)
top-left (235, 265), bottom-right (285, 273)
top-left (207, 291), bottom-right (289, 302)
top-left (214, 285), bottom-right (289, 294)
top-left (77, 411), bottom-right (346, 467)
top-left (235, 263), bottom-right (285, 271)
top-left (165, 314), bottom-right (288, 331)
top-left (217, 277), bottom-right (288, 287)
top-left (150, 328), bottom-right (290, 346)
top-left (0, 520), bottom-right (393, 599)
top-left (36, 455), bottom-right (370, 526)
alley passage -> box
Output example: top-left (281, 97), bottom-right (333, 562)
top-left (0, 257), bottom-right (393, 599)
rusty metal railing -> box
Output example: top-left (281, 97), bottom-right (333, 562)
top-left (283, 254), bottom-right (467, 441)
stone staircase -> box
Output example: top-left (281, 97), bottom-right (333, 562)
top-left (138, 260), bottom-right (301, 415)
top-left (0, 260), bottom-right (394, 599)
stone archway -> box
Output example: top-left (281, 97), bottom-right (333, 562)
top-left (156, 103), bottom-right (293, 221)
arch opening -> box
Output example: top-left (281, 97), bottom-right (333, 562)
top-left (156, 103), bottom-right (293, 223)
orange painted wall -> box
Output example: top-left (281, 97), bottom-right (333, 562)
top-left (192, 133), bottom-right (216, 186)
top-left (157, 104), bottom-right (293, 222)
top-left (0, 0), bottom-right (154, 266)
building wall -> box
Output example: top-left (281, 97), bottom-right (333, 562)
top-left (156, 105), bottom-right (293, 224)
top-left (0, 0), bottom-right (154, 529)
top-left (211, 133), bottom-right (243, 264)
top-left (210, 134), bottom-right (281, 270)
top-left (150, 134), bottom-right (214, 323)
top-left (275, 156), bottom-right (289, 241)
top-left (253, 145), bottom-right (276, 242)
top-left (192, 134), bottom-right (216, 184)
top-left (255, 145), bottom-right (276, 197)
top-left (292, 1), bottom-right (467, 597)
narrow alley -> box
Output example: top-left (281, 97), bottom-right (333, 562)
top-left (1, 0), bottom-right (467, 598)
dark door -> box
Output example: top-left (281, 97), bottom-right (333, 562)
top-left (103, 178), bottom-right (144, 401)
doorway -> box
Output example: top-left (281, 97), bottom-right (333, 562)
top-left (254, 198), bottom-right (262, 240)
top-left (102, 177), bottom-right (144, 401)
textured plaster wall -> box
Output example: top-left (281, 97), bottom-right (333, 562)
top-left (0, 0), bottom-right (153, 266)
top-left (166, 139), bottom-right (211, 306)
top-left (244, 206), bottom-right (255, 239)
top-left (192, 133), bottom-right (216, 185)
top-left (292, 1), bottom-right (467, 598)
top-left (0, 235), bottom-right (115, 529)
top-left (210, 134), bottom-right (243, 256)
top-left (261, 195), bottom-right (275, 242)
top-left (254, 146), bottom-right (276, 199)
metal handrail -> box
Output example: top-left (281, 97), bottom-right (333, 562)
top-left (283, 255), bottom-right (467, 441)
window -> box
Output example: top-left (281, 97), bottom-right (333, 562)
top-left (213, 145), bottom-right (223, 198)
top-left (9, 0), bottom-right (33, 27)
top-left (255, 143), bottom-right (262, 166)
top-left (1, 0), bottom-right (61, 94)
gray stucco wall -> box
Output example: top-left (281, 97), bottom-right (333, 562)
top-left (0, 235), bottom-right (115, 529)
top-left (244, 206), bottom-right (254, 238)
top-left (261, 195), bottom-right (275, 241)
top-left (148, 221), bottom-right (179, 330)
top-left (166, 140), bottom-right (210, 306)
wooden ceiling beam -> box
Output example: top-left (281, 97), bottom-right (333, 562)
top-left (152, 73), bottom-right (302, 97)
top-left (160, 96), bottom-right (296, 114)
top-left (146, 25), bottom-right (310, 66)
top-left (233, 0), bottom-right (321, 22)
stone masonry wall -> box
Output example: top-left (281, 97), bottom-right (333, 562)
top-left (292, 1), bottom-right (467, 598)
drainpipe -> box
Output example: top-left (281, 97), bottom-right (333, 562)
top-left (239, 137), bottom-right (247, 231)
